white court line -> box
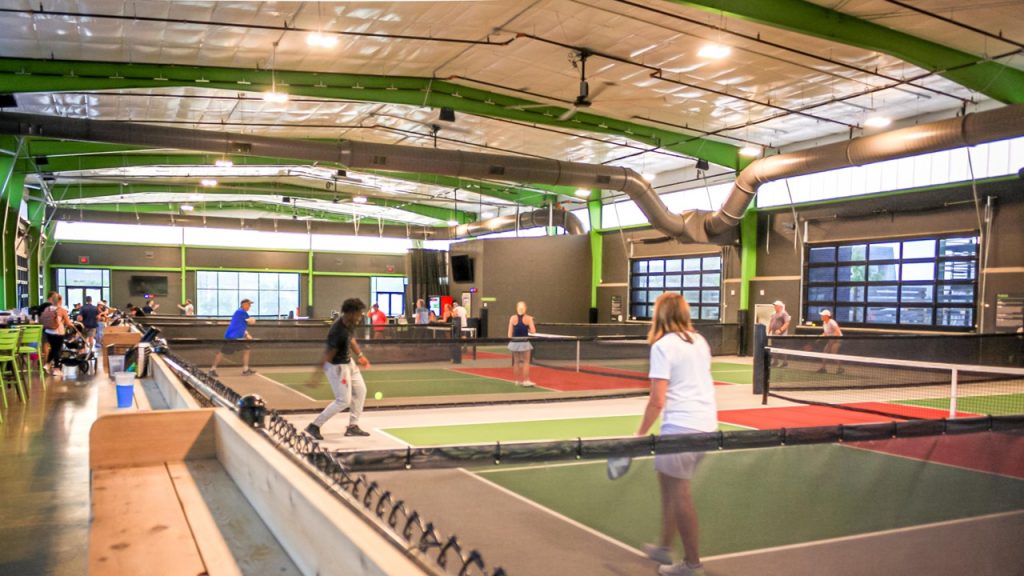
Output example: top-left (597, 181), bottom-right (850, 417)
top-left (380, 412), bottom-right (646, 431)
top-left (256, 373), bottom-right (318, 401)
top-left (840, 442), bottom-right (1024, 482)
top-left (457, 468), bottom-right (647, 560)
top-left (702, 509), bottom-right (1024, 562)
top-left (373, 428), bottom-right (412, 448)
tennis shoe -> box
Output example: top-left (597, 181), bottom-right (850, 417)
top-left (209, 369), bottom-right (219, 377)
top-left (242, 368), bottom-right (257, 376)
top-left (642, 544), bottom-right (672, 565)
top-left (345, 425), bottom-right (370, 437)
top-left (521, 381), bottom-right (536, 388)
top-left (658, 562), bottom-right (705, 576)
top-left (304, 423), bottom-right (324, 440)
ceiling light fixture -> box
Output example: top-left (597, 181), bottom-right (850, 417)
top-left (180, 204), bottom-right (194, 212)
top-left (642, 173), bottom-right (656, 183)
top-left (574, 188), bottom-right (592, 198)
top-left (864, 116), bottom-right (892, 128)
top-left (215, 158), bottom-right (233, 168)
top-left (307, 3), bottom-right (338, 49)
top-left (200, 178), bottom-right (217, 187)
top-left (306, 32), bottom-right (338, 49)
top-left (446, 219), bottom-right (459, 227)
top-left (739, 145), bottom-right (762, 158)
top-left (698, 43), bottom-right (731, 59)
top-left (352, 195), bottom-right (368, 204)
top-left (263, 41), bottom-right (289, 103)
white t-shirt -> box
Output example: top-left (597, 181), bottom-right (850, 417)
top-left (453, 305), bottom-right (468, 328)
top-left (648, 331), bottom-right (718, 432)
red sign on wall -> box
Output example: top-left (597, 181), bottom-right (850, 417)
top-left (386, 264), bottom-right (395, 273)
top-left (79, 256), bottom-right (90, 264)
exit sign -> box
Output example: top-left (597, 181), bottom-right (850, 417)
top-left (78, 256), bottom-right (89, 264)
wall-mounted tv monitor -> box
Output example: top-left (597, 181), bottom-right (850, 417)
top-left (130, 275), bottom-right (168, 297)
top-left (451, 255), bottom-right (474, 283)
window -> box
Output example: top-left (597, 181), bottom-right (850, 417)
top-left (630, 255), bottom-right (721, 321)
top-left (56, 268), bottom-right (110, 309)
top-left (16, 256), bottom-right (30, 310)
top-left (804, 235), bottom-right (978, 329)
top-left (371, 277), bottom-right (407, 317)
top-left (195, 271), bottom-right (299, 317)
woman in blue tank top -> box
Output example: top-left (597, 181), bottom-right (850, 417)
top-left (507, 301), bottom-right (537, 387)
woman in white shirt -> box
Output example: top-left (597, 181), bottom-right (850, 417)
top-left (637, 292), bottom-right (716, 576)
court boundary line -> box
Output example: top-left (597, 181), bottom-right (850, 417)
top-left (457, 468), bottom-right (648, 560)
top-left (379, 412), bottom-right (650, 431)
top-left (702, 509), bottom-right (1024, 562)
top-left (839, 441), bottom-right (1024, 482)
top-left (373, 428), bottom-right (413, 448)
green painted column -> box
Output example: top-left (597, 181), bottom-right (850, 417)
top-left (307, 249), bottom-right (315, 313)
top-left (1, 159), bottom-right (25, 309)
top-left (180, 245), bottom-right (187, 305)
top-left (739, 210), bottom-right (758, 315)
top-left (26, 200), bottom-right (46, 306)
top-left (588, 197), bottom-right (603, 309)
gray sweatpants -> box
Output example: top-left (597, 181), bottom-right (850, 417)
top-left (311, 360), bottom-right (366, 428)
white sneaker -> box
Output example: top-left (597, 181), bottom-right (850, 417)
top-left (642, 544), bottom-right (672, 565)
top-left (521, 381), bottom-right (536, 388)
top-left (658, 562), bottom-right (705, 576)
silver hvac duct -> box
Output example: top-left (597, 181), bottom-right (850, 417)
top-left (709, 104), bottom-right (1024, 241)
top-left (449, 207), bottom-right (584, 239)
top-left (3, 105), bottom-right (1022, 245)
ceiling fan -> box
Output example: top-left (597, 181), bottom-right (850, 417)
top-left (506, 50), bottom-right (615, 121)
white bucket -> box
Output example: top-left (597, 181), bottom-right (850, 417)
top-left (113, 371), bottom-right (135, 386)
top-left (64, 364), bottom-right (78, 379)
top-left (108, 355), bottom-right (125, 376)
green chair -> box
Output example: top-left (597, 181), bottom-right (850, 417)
top-left (0, 329), bottom-right (26, 406)
top-left (17, 324), bottom-right (45, 387)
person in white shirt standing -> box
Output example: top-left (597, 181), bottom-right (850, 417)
top-left (637, 292), bottom-right (716, 576)
top-left (768, 300), bottom-right (791, 367)
top-left (818, 309), bottom-right (844, 374)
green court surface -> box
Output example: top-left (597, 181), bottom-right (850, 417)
top-left (897, 393), bottom-right (1024, 416)
top-left (477, 443), bottom-right (1024, 557)
top-left (263, 368), bottom-right (547, 400)
top-left (384, 416), bottom-right (748, 446)
top-left (576, 361), bottom-right (752, 385)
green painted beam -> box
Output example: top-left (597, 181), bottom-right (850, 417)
top-left (0, 57), bottom-right (741, 168)
top-left (22, 142), bottom-right (561, 207)
top-left (671, 0), bottom-right (1024, 103)
top-left (50, 182), bottom-right (476, 223)
top-left (58, 201), bottom-right (418, 227)
top-left (738, 209), bottom-right (758, 313)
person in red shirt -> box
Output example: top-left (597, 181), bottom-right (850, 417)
top-left (368, 303), bottom-right (388, 338)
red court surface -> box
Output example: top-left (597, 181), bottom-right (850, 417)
top-left (849, 432), bottom-right (1024, 479)
top-left (454, 365), bottom-right (648, 391)
top-left (473, 351), bottom-right (511, 360)
top-left (717, 403), bottom-right (956, 429)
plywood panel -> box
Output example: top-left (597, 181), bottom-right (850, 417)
top-left (89, 465), bottom-right (206, 576)
top-left (90, 410), bottom-right (217, 470)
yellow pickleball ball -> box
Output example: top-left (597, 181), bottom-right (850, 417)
top-left (374, 391), bottom-right (384, 400)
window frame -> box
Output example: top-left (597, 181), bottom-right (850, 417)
top-left (803, 234), bottom-right (978, 331)
top-left (628, 254), bottom-right (722, 321)
top-left (195, 270), bottom-right (300, 318)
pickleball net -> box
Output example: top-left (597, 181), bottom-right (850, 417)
top-left (761, 346), bottom-right (1024, 420)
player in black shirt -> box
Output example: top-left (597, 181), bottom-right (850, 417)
top-left (305, 298), bottom-right (371, 440)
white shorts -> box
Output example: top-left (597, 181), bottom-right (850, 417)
top-left (654, 424), bottom-right (707, 480)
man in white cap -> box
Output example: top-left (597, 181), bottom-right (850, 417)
top-left (818, 309), bottom-right (843, 373)
top-left (768, 300), bottom-right (791, 367)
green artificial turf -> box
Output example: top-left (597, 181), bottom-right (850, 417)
top-left (264, 368), bottom-right (546, 400)
top-left (896, 393), bottom-right (1024, 416)
top-left (478, 443), bottom-right (1024, 557)
top-left (384, 416), bottom-right (747, 446)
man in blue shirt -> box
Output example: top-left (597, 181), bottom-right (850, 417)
top-left (210, 299), bottom-right (256, 377)
top-left (76, 296), bottom-right (100, 350)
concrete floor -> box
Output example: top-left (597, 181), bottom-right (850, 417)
top-left (0, 369), bottom-right (97, 575)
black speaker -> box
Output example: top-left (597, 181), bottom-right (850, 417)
top-left (0, 94), bottom-right (17, 108)
top-left (588, 307), bottom-right (598, 324)
top-left (439, 107), bottom-right (456, 122)
top-left (695, 158), bottom-right (710, 171)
